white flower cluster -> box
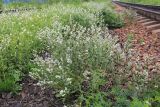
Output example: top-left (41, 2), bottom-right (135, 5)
top-left (0, 36), bottom-right (11, 51)
top-left (30, 18), bottom-right (124, 98)
top-left (59, 87), bottom-right (68, 97)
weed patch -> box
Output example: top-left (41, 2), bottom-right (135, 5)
top-left (0, 0), bottom-right (159, 106)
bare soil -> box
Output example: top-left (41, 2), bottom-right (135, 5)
top-left (0, 76), bottom-right (64, 107)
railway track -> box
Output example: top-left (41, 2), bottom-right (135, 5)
top-left (113, 1), bottom-right (160, 34)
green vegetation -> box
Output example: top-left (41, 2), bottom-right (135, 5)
top-left (0, 0), bottom-right (123, 93)
top-left (121, 0), bottom-right (160, 5)
top-left (0, 0), bottom-right (2, 9)
top-left (2, 0), bottom-right (100, 10)
top-left (0, 0), bottom-right (159, 106)
top-left (101, 8), bottom-right (124, 28)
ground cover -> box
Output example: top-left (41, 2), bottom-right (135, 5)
top-left (0, 0), bottom-right (159, 106)
top-left (121, 0), bottom-right (160, 5)
top-left (1, 0), bottom-right (101, 10)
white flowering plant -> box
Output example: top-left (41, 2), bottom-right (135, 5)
top-left (30, 18), bottom-right (159, 105)
top-left (30, 19), bottom-right (121, 96)
top-left (0, 0), bottom-right (106, 93)
top-left (0, 0), bottom-right (159, 106)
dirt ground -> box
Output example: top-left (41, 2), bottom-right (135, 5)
top-left (113, 3), bottom-right (160, 73)
top-left (0, 76), bottom-right (64, 107)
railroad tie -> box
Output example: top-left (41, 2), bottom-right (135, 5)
top-left (138, 20), bottom-right (160, 34)
top-left (137, 19), bottom-right (152, 23)
top-left (142, 21), bottom-right (158, 26)
top-left (146, 23), bottom-right (160, 31)
top-left (152, 29), bottom-right (160, 34)
top-left (136, 17), bottom-right (146, 21)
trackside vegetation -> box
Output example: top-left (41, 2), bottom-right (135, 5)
top-left (0, 0), bottom-right (2, 9)
top-left (0, 0), bottom-right (159, 106)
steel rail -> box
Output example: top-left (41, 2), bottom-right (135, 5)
top-left (113, 1), bottom-right (160, 21)
top-left (113, 1), bottom-right (160, 10)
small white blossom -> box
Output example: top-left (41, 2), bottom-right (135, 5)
top-left (55, 75), bottom-right (61, 79)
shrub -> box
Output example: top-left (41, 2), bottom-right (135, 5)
top-left (60, 11), bottom-right (97, 28)
top-left (30, 20), bottom-right (123, 101)
top-left (81, 1), bottom-right (124, 29)
top-left (101, 9), bottom-right (124, 29)
top-left (0, 35), bottom-right (37, 92)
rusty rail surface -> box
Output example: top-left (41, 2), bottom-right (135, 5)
top-left (113, 1), bottom-right (160, 21)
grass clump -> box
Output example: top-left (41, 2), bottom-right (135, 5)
top-left (101, 8), bottom-right (124, 29)
top-left (81, 1), bottom-right (124, 28)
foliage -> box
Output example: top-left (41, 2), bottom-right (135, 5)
top-left (0, 0), bottom-right (159, 106)
top-left (30, 20), bottom-right (160, 106)
top-left (101, 8), bottom-right (124, 29)
top-left (0, 0), bottom-right (2, 9)
top-left (30, 19), bottom-right (120, 97)
top-left (130, 99), bottom-right (149, 107)
top-left (0, 0), bottom-right (122, 93)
